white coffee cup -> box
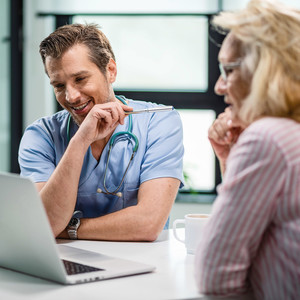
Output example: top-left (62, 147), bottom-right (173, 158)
top-left (173, 213), bottom-right (210, 254)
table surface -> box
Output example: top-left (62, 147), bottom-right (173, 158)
top-left (0, 229), bottom-right (204, 300)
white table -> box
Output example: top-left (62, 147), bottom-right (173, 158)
top-left (0, 229), bottom-right (202, 300)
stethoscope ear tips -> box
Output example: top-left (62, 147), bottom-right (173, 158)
top-left (97, 188), bottom-right (122, 198)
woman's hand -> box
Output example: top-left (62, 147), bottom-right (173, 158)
top-left (208, 108), bottom-right (243, 174)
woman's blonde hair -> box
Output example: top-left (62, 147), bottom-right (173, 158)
top-left (212, 0), bottom-right (300, 125)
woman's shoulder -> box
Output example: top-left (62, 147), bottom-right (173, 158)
top-left (241, 117), bottom-right (300, 149)
top-left (246, 117), bottom-right (298, 135)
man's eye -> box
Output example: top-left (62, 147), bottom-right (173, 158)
top-left (76, 77), bottom-right (85, 82)
top-left (55, 84), bottom-right (64, 90)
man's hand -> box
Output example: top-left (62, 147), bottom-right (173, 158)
top-left (75, 101), bottom-right (133, 145)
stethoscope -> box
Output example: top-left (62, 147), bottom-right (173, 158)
top-left (67, 95), bottom-right (139, 197)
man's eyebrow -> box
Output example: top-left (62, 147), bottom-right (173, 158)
top-left (71, 70), bottom-right (90, 77)
top-left (50, 71), bottom-right (90, 85)
top-left (50, 79), bottom-right (60, 86)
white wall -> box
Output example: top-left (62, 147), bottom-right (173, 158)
top-left (224, 0), bottom-right (300, 10)
top-left (34, 0), bottom-right (219, 14)
top-left (24, 0), bottom-right (55, 127)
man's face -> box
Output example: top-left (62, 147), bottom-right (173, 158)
top-left (214, 33), bottom-right (250, 126)
top-left (45, 44), bottom-right (117, 125)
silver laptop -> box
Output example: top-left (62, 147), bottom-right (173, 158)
top-left (0, 172), bottom-right (155, 284)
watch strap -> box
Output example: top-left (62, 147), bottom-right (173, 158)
top-left (67, 210), bottom-right (82, 240)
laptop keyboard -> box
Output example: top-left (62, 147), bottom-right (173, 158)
top-left (62, 259), bottom-right (104, 275)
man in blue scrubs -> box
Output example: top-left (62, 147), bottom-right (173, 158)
top-left (18, 23), bottom-right (184, 241)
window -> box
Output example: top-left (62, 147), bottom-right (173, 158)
top-left (36, 10), bottom-right (225, 200)
top-left (72, 14), bottom-right (224, 197)
top-left (74, 15), bottom-right (208, 92)
top-left (179, 109), bottom-right (215, 192)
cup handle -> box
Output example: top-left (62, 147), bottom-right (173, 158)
top-left (173, 219), bottom-right (185, 243)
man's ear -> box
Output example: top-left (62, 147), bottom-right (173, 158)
top-left (107, 58), bottom-right (117, 83)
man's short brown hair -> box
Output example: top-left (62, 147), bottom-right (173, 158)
top-left (39, 23), bottom-right (115, 75)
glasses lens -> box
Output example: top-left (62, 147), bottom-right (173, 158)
top-left (219, 63), bottom-right (227, 81)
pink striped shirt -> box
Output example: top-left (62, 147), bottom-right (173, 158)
top-left (195, 117), bottom-right (300, 300)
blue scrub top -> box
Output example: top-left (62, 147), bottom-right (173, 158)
top-left (18, 98), bottom-right (184, 228)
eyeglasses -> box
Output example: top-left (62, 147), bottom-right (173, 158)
top-left (219, 61), bottom-right (241, 82)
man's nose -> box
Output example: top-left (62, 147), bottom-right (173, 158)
top-left (65, 85), bottom-right (81, 103)
top-left (214, 75), bottom-right (227, 96)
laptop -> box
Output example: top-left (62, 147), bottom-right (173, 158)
top-left (0, 172), bottom-right (155, 284)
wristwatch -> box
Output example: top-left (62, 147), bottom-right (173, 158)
top-left (67, 210), bottom-right (83, 240)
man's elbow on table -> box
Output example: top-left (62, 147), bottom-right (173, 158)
top-left (141, 227), bottom-right (161, 242)
top-left (132, 220), bottom-right (163, 242)
top-left (131, 210), bottom-right (169, 242)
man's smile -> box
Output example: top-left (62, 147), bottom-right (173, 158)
top-left (71, 100), bottom-right (92, 114)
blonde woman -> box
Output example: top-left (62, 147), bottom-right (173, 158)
top-left (195, 0), bottom-right (300, 299)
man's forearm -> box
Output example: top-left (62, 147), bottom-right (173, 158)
top-left (39, 136), bottom-right (89, 237)
top-left (77, 206), bottom-right (162, 242)
top-left (59, 178), bottom-right (180, 242)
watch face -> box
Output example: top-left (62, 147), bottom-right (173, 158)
top-left (69, 218), bottom-right (79, 227)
